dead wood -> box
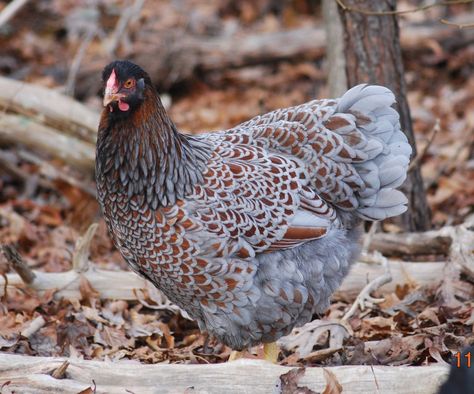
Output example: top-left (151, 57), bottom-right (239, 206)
top-left (0, 244), bottom-right (36, 285)
top-left (0, 76), bottom-right (99, 144)
top-left (0, 266), bottom-right (149, 301)
top-left (4, 220), bottom-right (469, 302)
top-left (0, 259), bottom-right (447, 302)
top-left (367, 230), bottom-right (452, 257)
top-left (73, 13), bottom-right (474, 94)
top-left (0, 0), bottom-right (30, 29)
top-left (0, 353), bottom-right (449, 394)
top-left (0, 113), bottom-right (95, 173)
top-left (0, 219), bottom-right (469, 304)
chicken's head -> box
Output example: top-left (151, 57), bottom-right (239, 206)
top-left (102, 60), bottom-right (152, 114)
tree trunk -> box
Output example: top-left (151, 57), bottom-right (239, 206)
top-left (322, 0), bottom-right (347, 97)
top-left (338, 0), bottom-right (432, 231)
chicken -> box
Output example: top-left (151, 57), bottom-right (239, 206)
top-left (96, 60), bottom-right (411, 359)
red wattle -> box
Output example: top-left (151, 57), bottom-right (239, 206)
top-left (118, 100), bottom-right (130, 111)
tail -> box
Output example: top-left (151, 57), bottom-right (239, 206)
top-left (332, 84), bottom-right (412, 221)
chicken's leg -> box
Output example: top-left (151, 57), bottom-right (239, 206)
top-left (263, 342), bottom-right (279, 363)
top-left (228, 350), bottom-right (243, 361)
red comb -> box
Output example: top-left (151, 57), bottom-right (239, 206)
top-left (106, 69), bottom-right (117, 91)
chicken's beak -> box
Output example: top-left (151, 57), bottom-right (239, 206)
top-left (103, 88), bottom-right (124, 107)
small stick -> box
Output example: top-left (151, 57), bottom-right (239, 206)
top-left (1, 272), bottom-right (7, 305)
top-left (0, 244), bottom-right (35, 284)
top-left (72, 223), bottom-right (99, 273)
top-left (18, 150), bottom-right (96, 197)
top-left (20, 315), bottom-right (46, 338)
top-left (440, 18), bottom-right (474, 29)
top-left (0, 0), bottom-right (29, 29)
top-left (408, 119), bottom-right (440, 172)
top-left (362, 222), bottom-right (378, 254)
top-left (342, 252), bottom-right (392, 321)
top-left (336, 0), bottom-right (474, 16)
top-left (65, 27), bottom-right (96, 97)
top-left (105, 0), bottom-right (145, 56)
top-left (51, 360), bottom-right (70, 379)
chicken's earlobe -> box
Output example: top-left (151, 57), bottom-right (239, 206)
top-left (137, 78), bottom-right (145, 100)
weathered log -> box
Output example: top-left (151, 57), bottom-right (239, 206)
top-left (0, 353), bottom-right (449, 394)
top-left (72, 13), bottom-right (474, 95)
top-left (0, 113), bottom-right (95, 173)
top-left (0, 75), bottom-right (99, 144)
top-left (0, 259), bottom-right (447, 301)
top-left (367, 231), bottom-right (452, 257)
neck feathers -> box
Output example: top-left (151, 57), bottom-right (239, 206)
top-left (96, 87), bottom-right (210, 209)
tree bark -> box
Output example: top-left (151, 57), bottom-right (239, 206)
top-left (323, 0), bottom-right (347, 97)
top-left (338, 0), bottom-right (432, 231)
top-left (0, 354), bottom-right (449, 394)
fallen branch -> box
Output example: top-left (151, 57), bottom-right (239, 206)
top-left (335, 0), bottom-right (474, 16)
top-left (72, 223), bottom-right (99, 273)
top-left (0, 353), bottom-right (449, 394)
top-left (0, 75), bottom-right (99, 144)
top-left (367, 229), bottom-right (453, 257)
top-left (0, 259), bottom-right (446, 302)
top-left (408, 119), bottom-right (440, 172)
top-left (17, 150), bottom-right (96, 196)
top-left (0, 113), bottom-right (95, 173)
top-left (2, 220), bottom-right (470, 302)
top-left (73, 12), bottom-right (474, 94)
top-left (20, 316), bottom-right (46, 339)
top-left (342, 253), bottom-right (391, 321)
top-left (104, 0), bottom-right (146, 56)
top-left (0, 0), bottom-right (30, 29)
top-left (0, 244), bottom-right (35, 285)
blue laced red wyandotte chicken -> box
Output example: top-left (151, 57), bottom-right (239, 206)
top-left (96, 60), bottom-right (411, 362)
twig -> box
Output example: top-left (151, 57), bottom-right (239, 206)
top-left (20, 316), bottom-right (46, 338)
top-left (18, 150), bottom-right (96, 197)
top-left (51, 360), bottom-right (70, 379)
top-left (65, 28), bottom-right (96, 97)
top-left (105, 0), bottom-right (145, 56)
top-left (362, 222), bottom-right (378, 254)
top-left (440, 18), bottom-right (474, 28)
top-left (370, 364), bottom-right (380, 391)
top-left (279, 320), bottom-right (351, 357)
top-left (0, 244), bottom-right (35, 284)
top-left (336, 0), bottom-right (474, 16)
top-left (72, 223), bottom-right (99, 273)
top-left (409, 119), bottom-right (440, 172)
top-left (0, 150), bottom-right (55, 191)
top-left (1, 273), bottom-right (7, 305)
top-left (303, 347), bottom-right (342, 363)
top-left (342, 252), bottom-right (392, 321)
top-left (0, 0), bottom-right (29, 29)
top-left (425, 127), bottom-right (473, 189)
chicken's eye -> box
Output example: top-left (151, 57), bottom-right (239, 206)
top-left (123, 79), bottom-right (135, 88)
